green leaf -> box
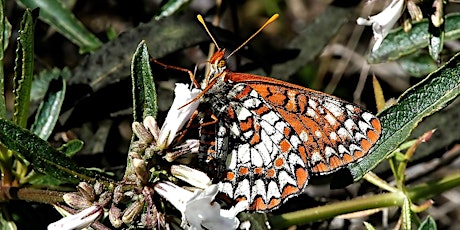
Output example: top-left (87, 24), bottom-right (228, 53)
top-left (13, 9), bottom-right (36, 128)
top-left (0, 118), bottom-right (107, 183)
top-left (398, 52), bottom-right (438, 77)
top-left (155, 0), bottom-right (192, 20)
top-left (419, 216), bottom-right (437, 230)
top-left (369, 13), bottom-right (460, 64)
top-left (348, 51), bottom-right (460, 180)
top-left (57, 139), bottom-right (84, 157)
top-left (0, 0), bottom-right (11, 119)
top-left (17, 0), bottom-right (102, 53)
top-left (31, 67), bottom-right (70, 101)
top-left (131, 40), bottom-right (158, 121)
top-left (402, 198), bottom-right (412, 230)
top-left (30, 77), bottom-right (65, 140)
top-left (69, 14), bottom-right (210, 91)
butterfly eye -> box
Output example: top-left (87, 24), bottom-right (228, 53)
top-left (218, 60), bottom-right (226, 68)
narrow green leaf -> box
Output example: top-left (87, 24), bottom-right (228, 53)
top-left (398, 52), bottom-right (438, 77)
top-left (0, 0), bottom-right (10, 119)
top-left (402, 198), bottom-right (412, 230)
top-left (131, 40), bottom-right (158, 121)
top-left (31, 67), bottom-right (70, 101)
top-left (348, 51), bottom-right (460, 180)
top-left (369, 13), bottom-right (460, 63)
top-left (155, 0), bottom-right (192, 20)
top-left (0, 118), bottom-right (107, 183)
top-left (0, 209), bottom-right (17, 230)
top-left (58, 139), bottom-right (84, 157)
top-left (419, 216), bottom-right (437, 230)
top-left (30, 77), bottom-right (65, 140)
top-left (18, 0), bottom-right (102, 53)
top-left (13, 9), bottom-right (36, 128)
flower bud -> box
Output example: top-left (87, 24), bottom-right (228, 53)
top-left (77, 182), bottom-right (95, 202)
top-left (63, 192), bottom-right (92, 209)
top-left (109, 205), bottom-right (123, 228)
top-left (132, 121), bottom-right (154, 143)
top-left (122, 200), bottom-right (144, 224)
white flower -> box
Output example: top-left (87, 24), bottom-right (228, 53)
top-left (48, 205), bottom-right (103, 230)
top-left (357, 0), bottom-right (405, 51)
top-left (154, 182), bottom-right (248, 230)
top-left (157, 83), bottom-right (201, 149)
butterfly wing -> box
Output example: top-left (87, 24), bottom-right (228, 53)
top-left (200, 72), bottom-right (381, 211)
top-left (226, 73), bottom-right (381, 175)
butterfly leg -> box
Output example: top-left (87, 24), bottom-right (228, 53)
top-left (152, 59), bottom-right (200, 88)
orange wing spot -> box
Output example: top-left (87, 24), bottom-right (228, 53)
top-left (313, 162), bottom-right (329, 173)
top-left (251, 197), bottom-right (267, 211)
top-left (267, 198), bottom-right (281, 210)
top-left (279, 139), bottom-right (291, 153)
top-left (295, 168), bottom-right (308, 188)
top-left (234, 85), bottom-right (252, 100)
top-left (274, 157), bottom-right (285, 168)
top-left (283, 127), bottom-right (291, 137)
top-left (254, 105), bottom-right (270, 116)
top-left (371, 118), bottom-right (382, 133)
top-left (250, 133), bottom-right (261, 145)
top-left (342, 153), bottom-right (354, 163)
top-left (240, 117), bottom-right (254, 132)
top-left (266, 168), bottom-right (276, 178)
top-left (268, 94), bottom-right (287, 106)
top-left (225, 171), bottom-right (235, 181)
top-left (298, 146), bottom-right (308, 164)
top-left (297, 94), bottom-right (308, 114)
top-left (367, 129), bottom-right (380, 143)
top-left (285, 101), bottom-right (296, 112)
top-left (360, 138), bottom-right (372, 152)
top-left (353, 150), bottom-right (364, 158)
top-left (329, 155), bottom-right (343, 169)
top-left (254, 167), bottom-right (263, 175)
top-left (239, 167), bottom-right (249, 175)
top-left (281, 185), bottom-right (299, 198)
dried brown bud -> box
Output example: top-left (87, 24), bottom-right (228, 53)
top-left (109, 205), bottom-right (123, 228)
top-left (122, 200), bottom-right (144, 224)
top-left (63, 192), bottom-right (92, 209)
top-left (132, 158), bottom-right (150, 184)
top-left (132, 122), bottom-right (154, 143)
top-left (77, 182), bottom-right (95, 202)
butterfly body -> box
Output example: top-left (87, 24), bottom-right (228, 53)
top-left (196, 49), bottom-right (382, 211)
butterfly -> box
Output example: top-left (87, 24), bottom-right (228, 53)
top-left (189, 14), bottom-right (382, 212)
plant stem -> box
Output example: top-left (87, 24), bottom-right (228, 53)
top-left (0, 186), bottom-right (65, 204)
top-left (269, 171), bottom-right (460, 229)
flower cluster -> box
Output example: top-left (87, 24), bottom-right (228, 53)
top-left (48, 83), bottom-right (248, 230)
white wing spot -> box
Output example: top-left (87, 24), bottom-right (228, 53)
top-left (262, 110), bottom-right (279, 125)
top-left (237, 108), bottom-right (252, 121)
top-left (315, 130), bottom-right (322, 138)
top-left (324, 113), bottom-right (337, 126)
top-left (325, 146), bottom-right (337, 158)
top-left (330, 132), bottom-right (338, 141)
top-left (306, 108), bottom-right (318, 119)
top-left (299, 131), bottom-right (309, 142)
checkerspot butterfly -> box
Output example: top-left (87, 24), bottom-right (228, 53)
top-left (190, 14), bottom-right (381, 211)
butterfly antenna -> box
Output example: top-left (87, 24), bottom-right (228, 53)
top-left (197, 15), bottom-right (221, 50)
top-left (227, 14), bottom-right (279, 58)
